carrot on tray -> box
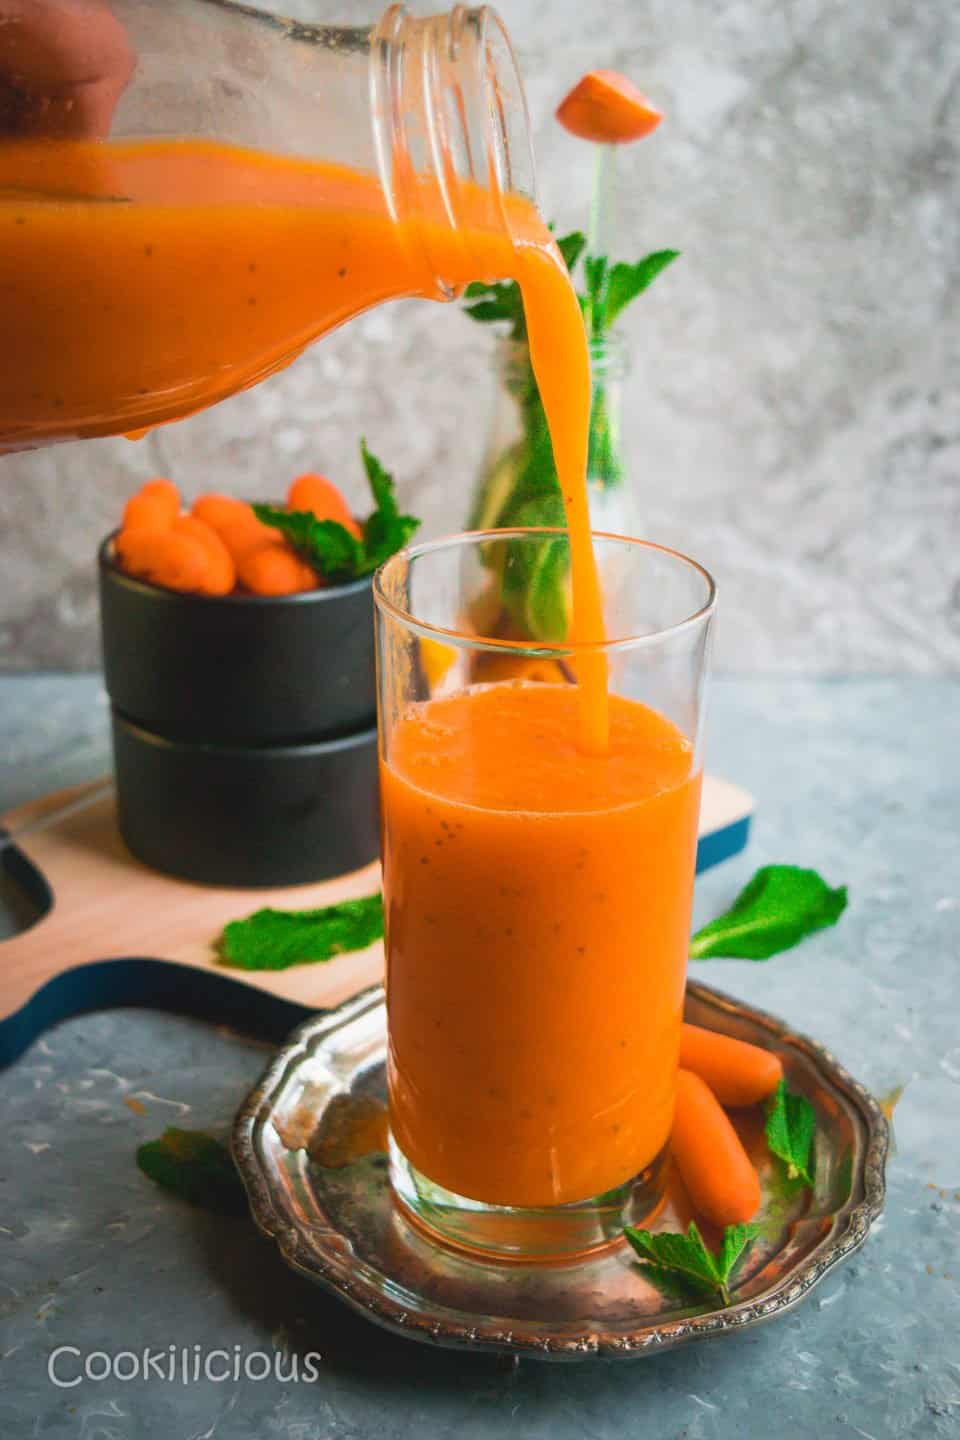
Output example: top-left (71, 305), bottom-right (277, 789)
top-left (670, 1068), bottom-right (761, 1227)
top-left (287, 472), bottom-right (362, 539)
top-left (679, 1023), bottom-right (783, 1108)
top-left (556, 70), bottom-right (663, 145)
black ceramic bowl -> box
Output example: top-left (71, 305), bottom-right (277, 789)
top-left (99, 535), bottom-right (375, 745)
top-left (99, 533), bottom-right (380, 886)
top-left (111, 712), bottom-right (379, 888)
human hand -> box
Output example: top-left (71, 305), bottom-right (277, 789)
top-left (0, 0), bottom-right (134, 137)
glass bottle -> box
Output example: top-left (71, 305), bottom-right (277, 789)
top-left (0, 1), bottom-right (536, 450)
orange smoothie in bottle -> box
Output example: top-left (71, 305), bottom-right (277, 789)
top-left (0, 134), bottom-right (608, 743)
top-left (382, 683), bottom-right (700, 1208)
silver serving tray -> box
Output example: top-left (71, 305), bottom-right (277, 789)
top-left (233, 982), bottom-right (888, 1361)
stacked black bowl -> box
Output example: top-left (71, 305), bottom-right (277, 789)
top-left (99, 537), bottom-right (379, 887)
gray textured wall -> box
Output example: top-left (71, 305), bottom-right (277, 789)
top-left (1, 0), bottom-right (958, 673)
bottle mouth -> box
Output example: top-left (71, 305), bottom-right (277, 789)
top-left (370, 4), bottom-right (537, 293)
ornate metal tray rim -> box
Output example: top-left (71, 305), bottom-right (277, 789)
top-left (233, 981), bottom-right (888, 1361)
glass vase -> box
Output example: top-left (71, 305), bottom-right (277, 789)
top-left (470, 330), bottom-right (636, 543)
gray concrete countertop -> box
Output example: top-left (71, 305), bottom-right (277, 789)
top-left (0, 675), bottom-right (957, 1439)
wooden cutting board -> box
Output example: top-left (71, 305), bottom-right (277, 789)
top-left (0, 774), bottom-right (752, 1067)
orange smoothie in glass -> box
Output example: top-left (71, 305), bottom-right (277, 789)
top-left (381, 682), bottom-right (701, 1208)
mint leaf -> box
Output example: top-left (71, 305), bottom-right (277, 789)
top-left (255, 441), bottom-right (418, 581)
top-left (136, 1129), bottom-right (247, 1215)
top-left (689, 865), bottom-right (848, 960)
top-left (359, 440), bottom-right (420, 571)
top-left (463, 296), bottom-right (519, 324)
top-left (219, 894), bottom-right (384, 972)
top-left (765, 1080), bottom-right (816, 1188)
top-left (252, 504), bottom-right (363, 581)
top-left (718, 1221), bottom-right (760, 1282)
top-left (463, 280), bottom-right (526, 339)
top-left (626, 1221), bottom-right (720, 1292)
top-left (625, 1220), bottom-right (759, 1306)
top-left (556, 229), bottom-right (587, 273)
top-left (603, 249), bottom-right (680, 328)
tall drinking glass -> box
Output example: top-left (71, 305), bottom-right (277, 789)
top-left (374, 530), bottom-right (715, 1259)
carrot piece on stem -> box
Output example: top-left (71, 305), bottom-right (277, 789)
top-left (679, 1023), bottom-right (783, 1108)
top-left (287, 472), bottom-right (362, 539)
top-left (556, 70), bottom-right (663, 145)
top-left (670, 1068), bottom-right (761, 1227)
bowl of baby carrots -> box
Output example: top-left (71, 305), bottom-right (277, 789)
top-left (98, 453), bottom-right (416, 887)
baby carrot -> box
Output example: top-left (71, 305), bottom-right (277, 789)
top-left (670, 1068), bottom-right (761, 1227)
top-left (171, 516), bottom-right (235, 595)
top-left (122, 477), bottom-right (180, 532)
top-left (191, 493), bottom-right (251, 533)
top-left (192, 493), bottom-right (280, 564)
top-left (556, 70), bottom-right (663, 145)
top-left (115, 528), bottom-right (212, 593)
top-left (238, 542), bottom-right (319, 596)
top-left (287, 473), bottom-right (362, 539)
top-left (679, 1023), bottom-right (783, 1108)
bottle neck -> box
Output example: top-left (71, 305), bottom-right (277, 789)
top-left (370, 4), bottom-right (536, 296)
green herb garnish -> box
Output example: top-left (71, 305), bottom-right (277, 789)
top-left (219, 894), bottom-right (384, 972)
top-left (689, 865), bottom-right (848, 961)
top-left (582, 248), bottom-right (679, 338)
top-left (136, 1128), bottom-right (247, 1215)
top-left (255, 440), bottom-right (418, 582)
top-left (625, 1220), bottom-right (759, 1306)
top-left (765, 1080), bottom-right (816, 1189)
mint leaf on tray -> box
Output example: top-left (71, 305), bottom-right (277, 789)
top-left (765, 1080), bottom-right (816, 1189)
top-left (690, 865), bottom-right (848, 961)
top-left (136, 1128), bottom-right (247, 1215)
top-left (625, 1220), bottom-right (759, 1306)
top-left (219, 894), bottom-right (384, 972)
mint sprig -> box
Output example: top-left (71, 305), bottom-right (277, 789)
top-left (690, 865), bottom-right (848, 961)
top-left (254, 440), bottom-right (418, 582)
top-left (765, 1080), bottom-right (816, 1189)
top-left (583, 248), bottom-right (680, 338)
top-left (625, 1220), bottom-right (759, 1306)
